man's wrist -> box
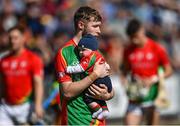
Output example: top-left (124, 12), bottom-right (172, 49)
top-left (35, 101), bottom-right (42, 107)
top-left (151, 75), bottom-right (159, 83)
top-left (89, 72), bottom-right (98, 82)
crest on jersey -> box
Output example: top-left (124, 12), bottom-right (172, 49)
top-left (57, 72), bottom-right (65, 78)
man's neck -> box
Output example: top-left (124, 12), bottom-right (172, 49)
top-left (136, 37), bottom-right (148, 47)
top-left (73, 31), bottom-right (83, 45)
top-left (12, 47), bottom-right (25, 56)
top-left (141, 37), bottom-right (148, 46)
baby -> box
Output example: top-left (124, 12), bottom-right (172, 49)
top-left (66, 34), bottom-right (112, 120)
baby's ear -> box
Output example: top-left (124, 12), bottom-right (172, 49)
top-left (78, 20), bottom-right (85, 30)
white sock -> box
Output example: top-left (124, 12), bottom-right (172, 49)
top-left (92, 108), bottom-right (102, 118)
top-left (102, 110), bottom-right (109, 118)
top-left (97, 110), bottom-right (109, 120)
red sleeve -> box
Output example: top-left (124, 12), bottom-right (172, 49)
top-left (55, 49), bottom-right (72, 83)
top-left (80, 56), bottom-right (91, 71)
top-left (80, 51), bottom-right (105, 71)
top-left (31, 54), bottom-right (44, 77)
top-left (95, 51), bottom-right (105, 63)
top-left (156, 43), bottom-right (170, 66)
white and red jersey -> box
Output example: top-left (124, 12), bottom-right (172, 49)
top-left (124, 38), bottom-right (170, 78)
top-left (0, 49), bottom-right (43, 104)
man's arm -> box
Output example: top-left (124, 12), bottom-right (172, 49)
top-left (137, 64), bottom-right (173, 88)
top-left (157, 44), bottom-right (173, 78)
top-left (61, 59), bottom-right (110, 99)
top-left (163, 64), bottom-right (173, 78)
top-left (33, 74), bottom-right (44, 118)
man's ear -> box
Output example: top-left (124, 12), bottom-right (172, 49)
top-left (22, 33), bottom-right (27, 44)
top-left (78, 20), bottom-right (85, 30)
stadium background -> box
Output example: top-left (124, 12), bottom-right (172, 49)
top-left (0, 0), bottom-right (180, 125)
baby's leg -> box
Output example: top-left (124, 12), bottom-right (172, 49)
top-left (88, 102), bottom-right (102, 118)
top-left (97, 109), bottom-right (109, 120)
top-left (97, 101), bottom-right (110, 120)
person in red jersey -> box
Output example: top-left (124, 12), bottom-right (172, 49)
top-left (55, 6), bottom-right (114, 125)
top-left (0, 26), bottom-right (44, 125)
top-left (123, 19), bottom-right (173, 125)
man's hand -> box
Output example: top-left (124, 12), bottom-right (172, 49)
top-left (139, 77), bottom-right (156, 88)
top-left (61, 59), bottom-right (111, 99)
top-left (93, 58), bottom-right (110, 78)
top-left (88, 84), bottom-right (114, 100)
top-left (35, 104), bottom-right (44, 119)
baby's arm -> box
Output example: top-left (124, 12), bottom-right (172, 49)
top-left (66, 53), bottom-right (98, 74)
top-left (66, 64), bottom-right (85, 74)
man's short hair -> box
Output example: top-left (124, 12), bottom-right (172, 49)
top-left (7, 25), bottom-right (25, 34)
top-left (74, 6), bottom-right (102, 31)
top-left (126, 19), bottom-right (142, 37)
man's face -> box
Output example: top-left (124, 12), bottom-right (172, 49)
top-left (131, 27), bottom-right (145, 45)
top-left (9, 29), bottom-right (25, 51)
top-left (83, 17), bottom-right (102, 37)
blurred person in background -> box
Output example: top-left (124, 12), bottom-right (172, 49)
top-left (0, 25), bottom-right (44, 125)
top-left (55, 6), bottom-right (114, 125)
top-left (122, 18), bottom-right (173, 125)
top-left (104, 33), bottom-right (129, 122)
top-left (105, 34), bottom-right (124, 75)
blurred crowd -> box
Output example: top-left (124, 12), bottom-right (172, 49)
top-left (0, 0), bottom-right (180, 124)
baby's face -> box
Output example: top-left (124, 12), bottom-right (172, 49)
top-left (79, 47), bottom-right (92, 57)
